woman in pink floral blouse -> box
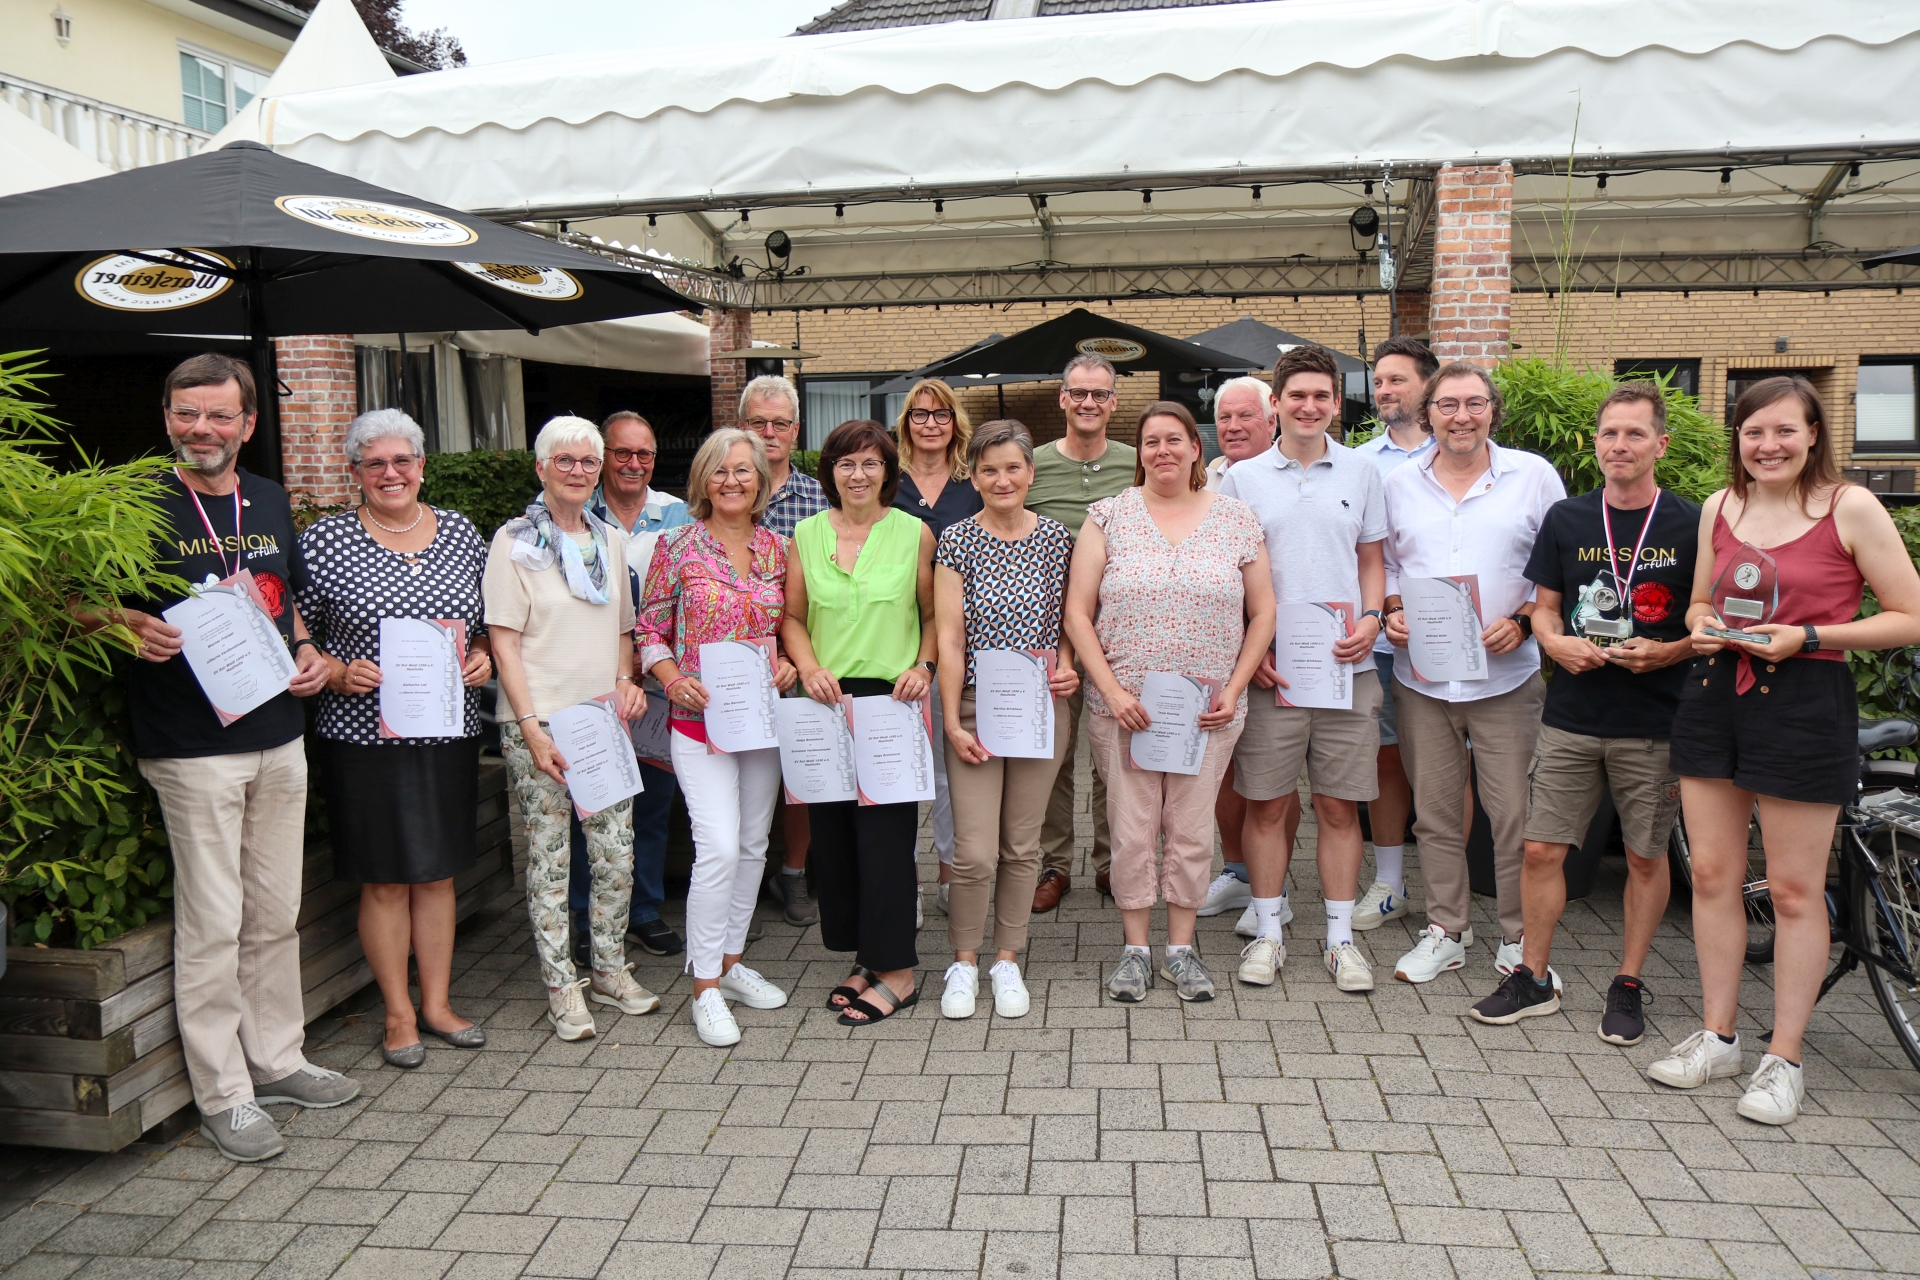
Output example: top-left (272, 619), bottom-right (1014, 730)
top-left (1062, 402), bottom-right (1275, 1005)
top-left (636, 428), bottom-right (799, 1047)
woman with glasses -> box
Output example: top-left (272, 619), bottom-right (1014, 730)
top-left (297, 409), bottom-right (494, 1068)
top-left (783, 420), bottom-right (938, 1025)
top-left (486, 416), bottom-right (654, 1043)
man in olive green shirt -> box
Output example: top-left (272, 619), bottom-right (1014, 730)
top-left (1026, 353), bottom-right (1137, 909)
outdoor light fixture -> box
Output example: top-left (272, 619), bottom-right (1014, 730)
top-left (1720, 167), bottom-right (1733, 192)
top-left (740, 209), bottom-right (751, 226)
top-left (51, 6), bottom-right (72, 44)
top-left (765, 230), bottom-right (791, 261)
top-left (934, 199), bottom-right (945, 225)
top-left (834, 203), bottom-right (845, 224)
top-left (645, 214), bottom-right (657, 239)
top-left (1847, 161), bottom-right (1862, 191)
top-left (1596, 172), bottom-right (1608, 190)
top-left (1364, 180), bottom-right (1374, 197)
top-left (1036, 194), bottom-right (1048, 209)
top-left (1349, 205), bottom-right (1380, 254)
top-left (1142, 190), bottom-right (1152, 207)
top-left (1251, 186), bottom-right (1262, 209)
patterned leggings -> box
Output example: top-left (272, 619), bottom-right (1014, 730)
top-left (502, 721), bottom-right (635, 991)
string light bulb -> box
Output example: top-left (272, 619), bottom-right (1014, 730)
top-left (1251, 185), bottom-right (1262, 210)
top-left (834, 203), bottom-right (845, 225)
top-left (1719, 167), bottom-right (1732, 193)
top-left (934, 199), bottom-right (945, 225)
top-left (740, 209), bottom-right (750, 226)
top-left (1141, 189), bottom-right (1152, 207)
top-left (1847, 161), bottom-right (1862, 192)
top-left (1595, 172), bottom-right (1608, 191)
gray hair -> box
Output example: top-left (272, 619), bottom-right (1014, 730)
top-left (1062, 352), bottom-right (1117, 385)
top-left (965, 418), bottom-right (1033, 470)
top-left (344, 407), bottom-right (426, 465)
top-left (738, 374), bottom-right (799, 422)
top-left (685, 428), bottom-right (773, 523)
top-left (533, 415), bottom-right (603, 464)
top-left (1213, 376), bottom-right (1274, 417)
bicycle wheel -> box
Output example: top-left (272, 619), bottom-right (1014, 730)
top-left (1858, 826), bottom-right (1920, 1074)
top-left (1668, 807), bottom-right (1775, 965)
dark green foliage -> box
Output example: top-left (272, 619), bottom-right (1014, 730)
top-left (1852, 503), bottom-right (1920, 756)
top-left (791, 449), bottom-right (820, 478)
top-left (419, 449), bottom-right (540, 540)
top-left (1491, 358), bottom-right (1725, 502)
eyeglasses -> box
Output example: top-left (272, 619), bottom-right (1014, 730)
top-left (833, 458), bottom-right (887, 476)
top-left (1431, 397), bottom-right (1493, 417)
top-left (167, 407), bottom-right (245, 427)
top-left (356, 454), bottom-right (421, 474)
top-left (711, 466), bottom-right (758, 484)
top-left (1064, 388), bottom-right (1115, 405)
top-left (607, 447), bottom-right (657, 465)
top-left (547, 455), bottom-right (603, 474)
top-left (908, 408), bottom-right (954, 426)
top-left (744, 417), bottom-right (796, 433)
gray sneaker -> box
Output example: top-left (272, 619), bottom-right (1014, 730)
top-left (1161, 949), bottom-right (1216, 1002)
top-left (775, 871), bottom-right (818, 925)
top-left (253, 1063), bottom-right (361, 1109)
top-left (201, 1101), bottom-right (285, 1163)
top-left (1107, 950), bottom-right (1154, 1003)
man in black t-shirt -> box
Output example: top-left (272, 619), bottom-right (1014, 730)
top-left (1469, 383), bottom-right (1700, 1046)
top-left (112, 355), bottom-right (355, 1163)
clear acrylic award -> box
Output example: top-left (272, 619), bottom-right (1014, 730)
top-left (1708, 542), bottom-right (1779, 644)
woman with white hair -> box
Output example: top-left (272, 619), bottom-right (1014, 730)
top-left (486, 416), bottom-right (653, 1043)
top-left (296, 409), bottom-right (494, 1068)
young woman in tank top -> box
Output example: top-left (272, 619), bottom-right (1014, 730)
top-left (1647, 377), bottom-right (1920, 1125)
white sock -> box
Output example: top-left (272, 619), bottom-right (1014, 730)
top-left (1373, 845), bottom-right (1405, 895)
top-left (1326, 899), bottom-right (1355, 948)
top-left (1164, 943), bottom-right (1192, 958)
top-left (781, 865), bottom-right (804, 877)
top-left (1125, 944), bottom-right (1151, 959)
top-left (1251, 896), bottom-right (1285, 940)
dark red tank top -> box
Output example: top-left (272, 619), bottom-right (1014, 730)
top-left (1711, 501), bottom-right (1861, 693)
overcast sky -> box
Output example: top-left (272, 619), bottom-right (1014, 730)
top-left (400, 0), bottom-right (840, 65)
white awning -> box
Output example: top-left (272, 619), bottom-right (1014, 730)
top-left (0, 100), bottom-right (113, 198)
top-left (356, 310), bottom-right (710, 378)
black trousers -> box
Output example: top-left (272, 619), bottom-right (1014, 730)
top-left (808, 677), bottom-right (921, 973)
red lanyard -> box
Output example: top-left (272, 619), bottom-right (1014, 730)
top-left (178, 468), bottom-right (241, 580)
top-left (1600, 491), bottom-right (1659, 604)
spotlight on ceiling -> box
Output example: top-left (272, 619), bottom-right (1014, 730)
top-left (765, 230), bottom-right (791, 261)
top-left (1349, 205), bottom-right (1380, 239)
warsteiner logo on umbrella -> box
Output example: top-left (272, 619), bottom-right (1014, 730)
top-left (76, 250), bottom-right (234, 311)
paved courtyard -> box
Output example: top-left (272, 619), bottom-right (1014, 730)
top-left (4, 755), bottom-right (1920, 1280)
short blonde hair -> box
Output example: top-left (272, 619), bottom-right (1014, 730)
top-left (686, 428), bottom-right (773, 522)
top-left (894, 379), bottom-right (972, 479)
top-left (533, 415), bottom-right (602, 464)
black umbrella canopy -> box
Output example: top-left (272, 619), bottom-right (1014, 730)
top-left (1186, 316), bottom-right (1367, 375)
top-left (922, 308), bottom-right (1255, 379)
top-left (870, 334), bottom-right (1053, 395)
top-left (1864, 245), bottom-right (1920, 269)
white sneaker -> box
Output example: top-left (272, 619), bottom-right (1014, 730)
top-left (690, 987), bottom-right (741, 1046)
top-left (1648, 1029), bottom-right (1744, 1089)
top-left (1393, 924), bottom-right (1466, 983)
top-left (1492, 939), bottom-right (1562, 993)
top-left (1198, 872), bottom-right (1253, 917)
top-left (1351, 880), bottom-right (1408, 931)
top-left (718, 962), bottom-right (788, 1010)
top-left (1233, 896), bottom-right (1294, 939)
top-left (1737, 1054), bottom-right (1804, 1125)
top-left (936, 881), bottom-right (951, 915)
top-left (1237, 935), bottom-right (1283, 986)
top-left (916, 894), bottom-right (925, 931)
top-left (1325, 941), bottom-right (1376, 992)
top-left (989, 960), bottom-right (1031, 1018)
top-left (588, 963), bottom-right (661, 1015)
top-left (547, 978), bottom-right (597, 1041)
top-left (941, 962), bottom-right (978, 1019)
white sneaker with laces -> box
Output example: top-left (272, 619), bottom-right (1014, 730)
top-left (989, 960), bottom-right (1031, 1017)
top-left (1198, 872), bottom-right (1253, 917)
top-left (690, 987), bottom-right (741, 1047)
top-left (547, 978), bottom-right (597, 1041)
top-left (1492, 940), bottom-right (1562, 993)
top-left (1737, 1053), bottom-right (1804, 1125)
top-left (1351, 880), bottom-right (1408, 931)
top-left (718, 962), bottom-right (788, 1009)
top-left (1648, 1028), bottom-right (1743, 1089)
top-left (1237, 935), bottom-right (1283, 986)
top-left (1393, 924), bottom-right (1467, 983)
top-left (1325, 941), bottom-right (1375, 992)
top-left (1233, 896), bottom-right (1294, 939)
top-left (589, 963), bottom-right (661, 1015)
top-left (941, 962), bottom-right (978, 1019)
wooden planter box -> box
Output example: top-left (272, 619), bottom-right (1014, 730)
top-left (0, 758), bottom-right (515, 1152)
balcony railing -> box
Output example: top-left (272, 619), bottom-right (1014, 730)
top-left (1, 72), bottom-right (209, 172)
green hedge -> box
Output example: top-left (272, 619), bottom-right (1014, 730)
top-left (419, 449), bottom-right (540, 540)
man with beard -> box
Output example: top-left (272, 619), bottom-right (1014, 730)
top-left (107, 354), bottom-right (352, 1162)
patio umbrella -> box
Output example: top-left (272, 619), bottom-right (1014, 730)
top-left (869, 334), bottom-right (1052, 396)
top-left (917, 308), bottom-right (1254, 379)
top-left (0, 140), bottom-right (695, 475)
top-left (1186, 316), bottom-right (1367, 375)
top-left (1863, 245), bottom-right (1920, 268)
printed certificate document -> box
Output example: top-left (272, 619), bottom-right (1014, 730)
top-left (1403, 575), bottom-right (1488, 682)
top-left (1273, 602), bottom-right (1353, 710)
top-left (162, 570), bottom-right (295, 725)
top-left (627, 687), bottom-right (672, 765)
top-left (1127, 673), bottom-right (1213, 776)
top-left (699, 638), bottom-right (780, 753)
top-left (377, 617), bottom-right (465, 738)
top-left (775, 696), bottom-right (858, 804)
top-left (849, 695), bottom-right (936, 805)
top-left (972, 649), bottom-right (1055, 759)
top-left (546, 694), bottom-right (644, 817)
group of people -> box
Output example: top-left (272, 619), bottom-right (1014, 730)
top-left (113, 329), bottom-right (1920, 1163)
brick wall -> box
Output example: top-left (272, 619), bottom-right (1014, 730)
top-left (275, 335), bottom-right (356, 508)
top-left (708, 309), bottom-right (753, 430)
top-left (1429, 163), bottom-right (1513, 366)
top-left (1394, 289), bottom-right (1432, 342)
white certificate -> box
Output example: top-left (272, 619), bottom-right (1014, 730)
top-left (162, 583), bottom-right (295, 725)
top-left (377, 618), bottom-right (463, 738)
top-left (1274, 602), bottom-right (1353, 710)
top-left (849, 695), bottom-right (936, 805)
top-left (546, 695), bottom-right (643, 817)
top-left (1402, 575), bottom-right (1488, 683)
top-left (627, 687), bottom-right (672, 765)
top-left (1127, 672), bottom-right (1213, 776)
top-left (775, 696), bottom-right (858, 804)
top-left (972, 649), bottom-right (1056, 759)
top-left (698, 639), bottom-right (780, 753)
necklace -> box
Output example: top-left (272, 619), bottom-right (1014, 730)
top-left (363, 502), bottom-right (426, 534)
top-left (827, 513), bottom-right (879, 565)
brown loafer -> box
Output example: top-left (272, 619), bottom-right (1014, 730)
top-left (1094, 868), bottom-right (1111, 897)
top-left (1032, 869), bottom-right (1069, 913)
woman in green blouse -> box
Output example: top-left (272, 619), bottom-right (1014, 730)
top-left (782, 419), bottom-right (937, 1025)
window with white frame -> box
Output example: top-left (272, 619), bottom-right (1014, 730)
top-left (1856, 360), bottom-right (1920, 453)
top-left (179, 47), bottom-right (269, 133)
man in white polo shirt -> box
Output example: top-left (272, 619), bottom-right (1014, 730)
top-left (1219, 345), bottom-right (1389, 991)
top-left (1382, 361), bottom-right (1565, 983)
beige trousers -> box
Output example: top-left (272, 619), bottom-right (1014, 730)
top-left (1088, 712), bottom-right (1244, 912)
top-left (139, 739), bottom-right (310, 1116)
top-left (1040, 682), bottom-right (1112, 878)
top-left (945, 692), bottom-right (1073, 955)
top-left (1391, 674), bottom-right (1545, 940)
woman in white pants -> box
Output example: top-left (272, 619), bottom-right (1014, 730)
top-left (636, 429), bottom-right (798, 1046)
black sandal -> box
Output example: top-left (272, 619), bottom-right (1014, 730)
top-left (838, 978), bottom-right (918, 1026)
top-left (827, 967), bottom-right (875, 1011)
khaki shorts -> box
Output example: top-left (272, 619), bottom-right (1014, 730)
top-left (1232, 670), bottom-right (1383, 803)
top-left (1524, 723), bottom-right (1682, 857)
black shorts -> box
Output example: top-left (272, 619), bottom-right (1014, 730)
top-left (1668, 651), bottom-right (1857, 806)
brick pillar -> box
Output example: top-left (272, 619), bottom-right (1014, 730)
top-left (709, 309), bottom-right (752, 432)
top-left (1392, 289), bottom-right (1432, 343)
top-left (275, 334), bottom-right (357, 510)
top-left (1427, 163), bottom-right (1512, 366)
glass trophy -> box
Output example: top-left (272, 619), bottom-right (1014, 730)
top-left (1708, 543), bottom-right (1779, 643)
top-left (1573, 575), bottom-right (1633, 645)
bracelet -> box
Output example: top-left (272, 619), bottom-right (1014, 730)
top-left (291, 637), bottom-right (319, 655)
top-left (663, 674), bottom-right (693, 701)
top-left (515, 713), bottom-right (539, 724)
top-left (1384, 605), bottom-right (1405, 616)
top-left (615, 675), bottom-right (634, 684)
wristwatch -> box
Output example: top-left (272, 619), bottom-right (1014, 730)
top-left (1509, 612), bottom-right (1534, 639)
top-left (1803, 624), bottom-right (1821, 653)
top-left (918, 660), bottom-right (937, 674)
top-left (1360, 609), bottom-right (1385, 629)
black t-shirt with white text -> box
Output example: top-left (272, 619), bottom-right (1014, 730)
top-left (125, 468), bottom-right (308, 759)
top-left (1525, 487), bottom-right (1701, 739)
